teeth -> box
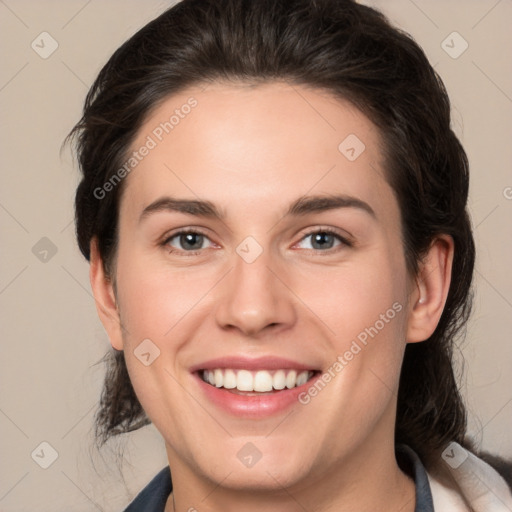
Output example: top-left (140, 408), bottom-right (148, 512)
top-left (296, 371), bottom-right (308, 387)
top-left (214, 369), bottom-right (223, 388)
top-left (273, 370), bottom-right (286, 390)
top-left (253, 370), bottom-right (273, 392)
top-left (286, 370), bottom-right (297, 389)
top-left (202, 369), bottom-right (313, 392)
top-left (237, 370), bottom-right (253, 391)
top-left (223, 369), bottom-right (237, 389)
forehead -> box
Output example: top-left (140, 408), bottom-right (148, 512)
top-left (121, 81), bottom-right (395, 223)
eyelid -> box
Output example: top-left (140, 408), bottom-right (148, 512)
top-left (161, 226), bottom-right (211, 242)
top-left (292, 226), bottom-right (354, 251)
top-left (161, 225), bottom-right (353, 256)
top-left (161, 227), bottom-right (215, 255)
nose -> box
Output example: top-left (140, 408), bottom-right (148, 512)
top-left (214, 246), bottom-right (297, 338)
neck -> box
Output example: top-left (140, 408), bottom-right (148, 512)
top-left (165, 438), bottom-right (416, 512)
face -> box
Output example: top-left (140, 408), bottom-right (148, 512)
top-left (105, 82), bottom-right (418, 492)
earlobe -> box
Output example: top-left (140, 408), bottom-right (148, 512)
top-left (406, 235), bottom-right (454, 343)
top-left (89, 238), bottom-right (124, 350)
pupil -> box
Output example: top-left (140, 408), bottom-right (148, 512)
top-left (312, 232), bottom-right (333, 250)
top-left (181, 233), bottom-right (203, 250)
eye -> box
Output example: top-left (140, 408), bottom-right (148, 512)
top-left (295, 229), bottom-right (352, 251)
top-left (163, 229), bottom-right (214, 254)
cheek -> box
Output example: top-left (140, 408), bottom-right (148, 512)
top-left (294, 249), bottom-right (409, 414)
top-left (296, 252), bottom-right (407, 347)
top-left (115, 254), bottom-right (215, 345)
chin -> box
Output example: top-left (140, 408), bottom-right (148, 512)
top-left (190, 438), bottom-right (315, 491)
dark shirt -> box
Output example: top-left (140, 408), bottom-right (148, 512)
top-left (124, 444), bottom-right (434, 511)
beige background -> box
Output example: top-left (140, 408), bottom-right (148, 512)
top-left (0, 1), bottom-right (511, 510)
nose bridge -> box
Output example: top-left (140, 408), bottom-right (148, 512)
top-left (214, 239), bottom-right (296, 336)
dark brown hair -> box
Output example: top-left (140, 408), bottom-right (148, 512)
top-left (68, 0), bottom-right (475, 463)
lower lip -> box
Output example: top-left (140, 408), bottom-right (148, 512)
top-left (194, 372), bottom-right (320, 418)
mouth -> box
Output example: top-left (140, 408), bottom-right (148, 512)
top-left (191, 357), bottom-right (322, 417)
top-left (199, 368), bottom-right (319, 394)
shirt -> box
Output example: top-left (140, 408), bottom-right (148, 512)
top-left (123, 444), bottom-right (434, 511)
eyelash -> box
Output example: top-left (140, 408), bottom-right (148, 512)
top-left (161, 227), bottom-right (353, 256)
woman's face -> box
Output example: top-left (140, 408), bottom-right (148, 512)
top-left (105, 82), bottom-right (419, 491)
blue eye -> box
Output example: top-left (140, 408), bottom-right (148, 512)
top-left (162, 228), bottom-right (351, 256)
top-left (164, 230), bottom-right (213, 253)
top-left (297, 230), bottom-right (350, 251)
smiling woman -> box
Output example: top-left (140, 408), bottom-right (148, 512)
top-left (66, 0), bottom-right (512, 511)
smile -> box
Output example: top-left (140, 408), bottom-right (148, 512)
top-left (200, 369), bottom-right (316, 393)
top-left (191, 356), bottom-right (322, 417)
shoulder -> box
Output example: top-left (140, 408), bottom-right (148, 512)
top-left (123, 466), bottom-right (172, 512)
top-left (426, 442), bottom-right (512, 512)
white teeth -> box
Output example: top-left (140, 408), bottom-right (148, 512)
top-left (237, 370), bottom-right (253, 391)
top-left (285, 370), bottom-right (297, 389)
top-left (202, 368), bottom-right (314, 392)
top-left (223, 369), bottom-right (237, 389)
top-left (296, 371), bottom-right (309, 387)
top-left (272, 370), bottom-right (286, 390)
top-left (253, 370), bottom-right (273, 392)
top-left (214, 369), bottom-right (223, 388)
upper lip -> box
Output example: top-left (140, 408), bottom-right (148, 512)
top-left (189, 356), bottom-right (319, 373)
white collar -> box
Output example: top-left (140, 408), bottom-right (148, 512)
top-left (426, 442), bottom-right (512, 511)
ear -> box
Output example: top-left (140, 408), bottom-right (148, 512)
top-left (406, 235), bottom-right (454, 343)
top-left (89, 238), bottom-right (124, 350)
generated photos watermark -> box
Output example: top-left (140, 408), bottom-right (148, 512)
top-left (298, 301), bottom-right (403, 405)
top-left (93, 97), bottom-right (198, 200)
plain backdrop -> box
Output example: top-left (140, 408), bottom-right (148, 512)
top-left (0, 1), bottom-right (511, 510)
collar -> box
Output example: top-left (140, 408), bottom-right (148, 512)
top-left (124, 444), bottom-right (435, 511)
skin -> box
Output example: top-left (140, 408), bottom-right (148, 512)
top-left (90, 82), bottom-right (453, 512)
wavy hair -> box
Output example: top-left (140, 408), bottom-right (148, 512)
top-left (68, 0), bottom-right (475, 463)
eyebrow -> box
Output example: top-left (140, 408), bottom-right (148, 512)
top-left (139, 193), bottom-right (376, 223)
